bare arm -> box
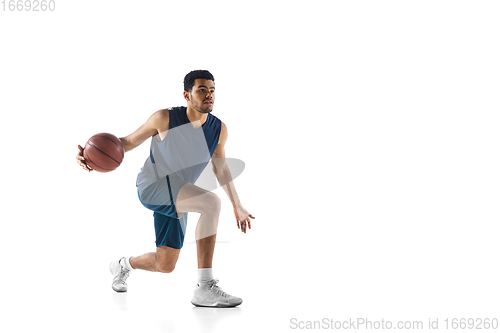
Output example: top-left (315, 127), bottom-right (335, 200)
top-left (211, 122), bottom-right (255, 232)
top-left (119, 109), bottom-right (169, 152)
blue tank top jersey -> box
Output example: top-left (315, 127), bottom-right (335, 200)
top-left (136, 106), bottom-right (222, 189)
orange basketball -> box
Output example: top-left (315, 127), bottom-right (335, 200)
top-left (84, 133), bottom-right (124, 172)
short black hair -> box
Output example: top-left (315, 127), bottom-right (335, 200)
top-left (184, 70), bottom-right (215, 92)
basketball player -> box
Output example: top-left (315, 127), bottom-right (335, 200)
top-left (76, 70), bottom-right (255, 307)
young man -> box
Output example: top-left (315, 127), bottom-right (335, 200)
top-left (76, 70), bottom-right (254, 307)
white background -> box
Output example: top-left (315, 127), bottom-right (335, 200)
top-left (1, 1), bottom-right (499, 332)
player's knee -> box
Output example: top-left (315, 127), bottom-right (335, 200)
top-left (197, 192), bottom-right (221, 216)
top-left (155, 259), bottom-right (176, 274)
top-left (205, 192), bottom-right (221, 213)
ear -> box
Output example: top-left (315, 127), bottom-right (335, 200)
top-left (183, 90), bottom-right (190, 102)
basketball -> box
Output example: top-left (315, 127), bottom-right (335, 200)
top-left (84, 133), bottom-right (124, 172)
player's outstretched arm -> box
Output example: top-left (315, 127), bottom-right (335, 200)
top-left (211, 122), bottom-right (255, 233)
top-left (75, 109), bottom-right (169, 172)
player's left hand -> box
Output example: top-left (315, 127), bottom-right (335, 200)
top-left (233, 206), bottom-right (255, 233)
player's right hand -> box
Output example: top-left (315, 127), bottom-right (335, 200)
top-left (76, 145), bottom-right (93, 172)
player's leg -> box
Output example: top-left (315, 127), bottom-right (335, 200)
top-left (174, 182), bottom-right (221, 268)
top-left (175, 183), bottom-right (242, 307)
top-left (110, 178), bottom-right (186, 292)
top-left (196, 234), bottom-right (216, 269)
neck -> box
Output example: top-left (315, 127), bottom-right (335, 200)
top-left (186, 105), bottom-right (208, 125)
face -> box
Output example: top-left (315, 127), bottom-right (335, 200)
top-left (184, 79), bottom-right (215, 114)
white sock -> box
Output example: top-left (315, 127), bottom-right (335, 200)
top-left (120, 257), bottom-right (134, 271)
top-left (198, 268), bottom-right (213, 284)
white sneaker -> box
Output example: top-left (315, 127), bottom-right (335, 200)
top-left (109, 257), bottom-right (130, 292)
top-left (191, 278), bottom-right (243, 308)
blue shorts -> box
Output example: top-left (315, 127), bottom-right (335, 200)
top-left (137, 175), bottom-right (189, 249)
